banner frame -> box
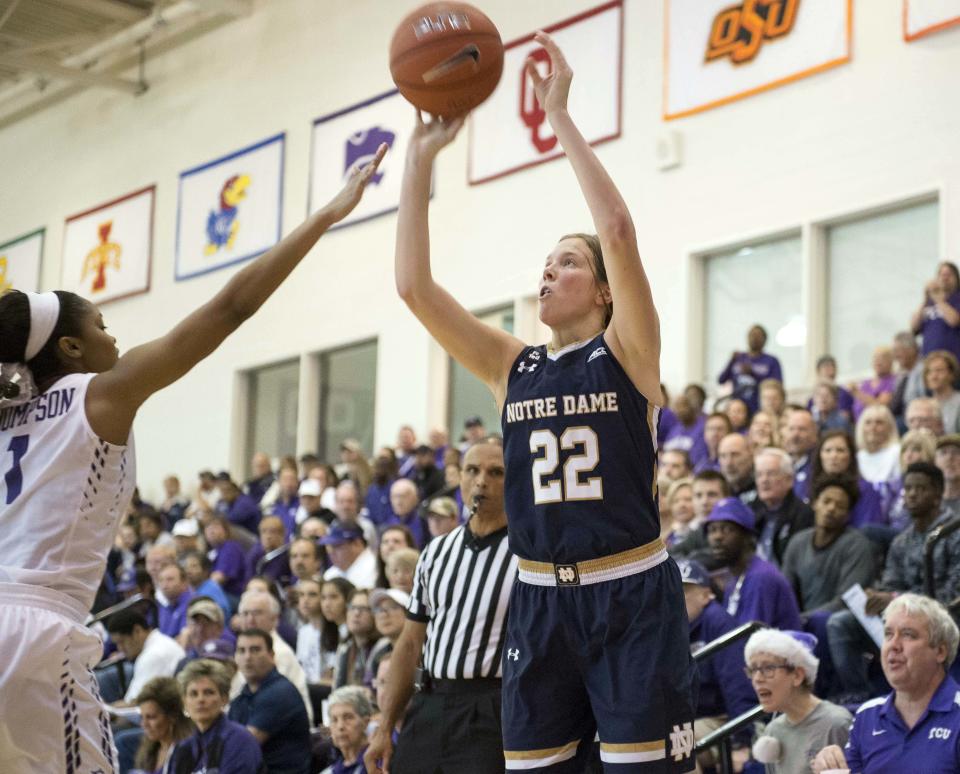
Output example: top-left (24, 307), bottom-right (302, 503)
top-left (62, 184), bottom-right (155, 306)
top-left (466, 0), bottom-right (624, 186)
top-left (0, 227), bottom-right (45, 292)
top-left (663, 0), bottom-right (853, 121)
top-left (903, 0), bottom-right (960, 41)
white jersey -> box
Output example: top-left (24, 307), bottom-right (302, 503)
top-left (0, 372), bottom-right (135, 612)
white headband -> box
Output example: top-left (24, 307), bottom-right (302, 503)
top-left (24, 292), bottom-right (61, 362)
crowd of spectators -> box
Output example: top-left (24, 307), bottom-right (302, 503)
top-left (90, 263), bottom-right (960, 772)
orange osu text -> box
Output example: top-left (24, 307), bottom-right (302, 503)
top-left (705, 0), bottom-right (800, 65)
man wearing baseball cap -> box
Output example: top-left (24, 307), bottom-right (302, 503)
top-left (175, 596), bottom-right (236, 672)
top-left (321, 523), bottom-right (378, 589)
top-left (706, 497), bottom-right (802, 631)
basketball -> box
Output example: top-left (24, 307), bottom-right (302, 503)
top-left (390, 2), bottom-right (504, 118)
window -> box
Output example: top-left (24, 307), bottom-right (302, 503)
top-left (246, 359), bottom-right (299, 465)
top-left (318, 339), bottom-right (378, 460)
top-left (703, 234), bottom-right (803, 388)
top-left (827, 199), bottom-right (938, 373)
top-left (448, 306), bottom-right (514, 441)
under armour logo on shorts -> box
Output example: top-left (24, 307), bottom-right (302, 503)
top-left (669, 722), bottom-right (694, 761)
top-left (507, 649), bottom-right (520, 661)
top-left (555, 564), bottom-right (580, 586)
top-left (517, 361), bottom-right (538, 373)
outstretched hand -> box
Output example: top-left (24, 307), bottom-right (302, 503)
top-left (525, 31), bottom-right (572, 115)
top-left (407, 110), bottom-right (466, 163)
top-left (322, 141), bottom-right (388, 223)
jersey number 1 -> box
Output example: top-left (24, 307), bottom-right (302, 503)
top-left (4, 434), bottom-right (29, 505)
top-left (529, 427), bottom-right (602, 504)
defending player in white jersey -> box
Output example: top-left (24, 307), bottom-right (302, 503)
top-left (0, 144), bottom-right (385, 773)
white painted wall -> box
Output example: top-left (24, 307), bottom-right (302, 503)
top-left (1, 0), bottom-right (957, 499)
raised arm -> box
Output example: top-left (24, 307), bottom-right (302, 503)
top-left (528, 32), bottom-right (662, 403)
top-left (395, 111), bottom-right (525, 407)
top-left (87, 144), bottom-right (387, 445)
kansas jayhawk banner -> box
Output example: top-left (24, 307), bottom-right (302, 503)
top-left (0, 228), bottom-right (43, 294)
top-left (468, 1), bottom-right (622, 185)
top-left (904, 0), bottom-right (960, 41)
top-left (664, 0), bottom-right (851, 120)
top-left (309, 89), bottom-right (413, 230)
top-left (176, 133), bottom-right (285, 281)
top-left (61, 186), bottom-right (153, 305)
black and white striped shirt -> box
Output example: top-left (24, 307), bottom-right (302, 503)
top-left (407, 523), bottom-right (517, 679)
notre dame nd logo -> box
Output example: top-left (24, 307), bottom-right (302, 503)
top-left (705, 0), bottom-right (800, 65)
top-left (669, 722), bottom-right (694, 762)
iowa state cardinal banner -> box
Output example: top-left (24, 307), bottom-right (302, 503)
top-left (467, 1), bottom-right (622, 185)
top-left (904, 0), bottom-right (960, 41)
top-left (664, 0), bottom-right (851, 120)
top-left (0, 228), bottom-right (43, 293)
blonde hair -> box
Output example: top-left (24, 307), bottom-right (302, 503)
top-left (899, 429), bottom-right (937, 471)
top-left (855, 405), bottom-right (900, 451)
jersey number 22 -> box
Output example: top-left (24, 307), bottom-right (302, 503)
top-left (530, 427), bottom-right (602, 504)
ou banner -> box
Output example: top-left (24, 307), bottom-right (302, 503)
top-left (664, 0), bottom-right (851, 120)
top-left (467, 1), bottom-right (622, 186)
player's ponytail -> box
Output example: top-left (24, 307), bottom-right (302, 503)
top-left (561, 232), bottom-right (612, 326)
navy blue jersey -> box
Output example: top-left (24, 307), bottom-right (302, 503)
top-left (501, 333), bottom-right (661, 563)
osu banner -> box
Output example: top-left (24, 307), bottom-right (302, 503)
top-left (0, 228), bottom-right (43, 293)
top-left (309, 89), bottom-right (414, 230)
top-left (468, 1), bottom-right (622, 185)
top-left (904, 0), bottom-right (960, 41)
top-left (664, 0), bottom-right (851, 120)
top-left (176, 133), bottom-right (285, 281)
top-left (61, 186), bottom-right (153, 305)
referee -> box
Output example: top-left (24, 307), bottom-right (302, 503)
top-left (366, 437), bottom-right (518, 774)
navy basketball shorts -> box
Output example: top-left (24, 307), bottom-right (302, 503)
top-left (501, 555), bottom-right (697, 773)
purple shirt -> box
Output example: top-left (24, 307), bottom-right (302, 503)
top-left (852, 374), bottom-right (896, 420)
top-left (209, 540), bottom-right (247, 596)
top-left (718, 352), bottom-right (783, 413)
top-left (271, 496), bottom-right (299, 538)
top-left (245, 543), bottom-right (293, 587)
top-left (722, 555), bottom-right (802, 630)
top-left (218, 493), bottom-right (262, 534)
top-left (170, 714), bottom-right (263, 774)
top-left (158, 588), bottom-right (194, 639)
top-left (364, 480), bottom-right (397, 526)
top-left (382, 511), bottom-right (427, 549)
top-left (919, 290), bottom-right (960, 360)
top-left (663, 414), bottom-right (709, 468)
top-left (658, 406), bottom-right (680, 447)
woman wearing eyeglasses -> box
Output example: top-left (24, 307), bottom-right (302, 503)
top-left (332, 588), bottom-right (379, 690)
top-left (745, 630), bottom-right (852, 774)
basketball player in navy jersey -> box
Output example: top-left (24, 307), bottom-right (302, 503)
top-left (0, 144), bottom-right (385, 773)
top-left (389, 32), bottom-right (695, 774)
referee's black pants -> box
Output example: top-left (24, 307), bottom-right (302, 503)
top-left (391, 678), bottom-right (504, 774)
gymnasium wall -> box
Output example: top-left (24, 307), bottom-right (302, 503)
top-left (0, 0), bottom-right (958, 498)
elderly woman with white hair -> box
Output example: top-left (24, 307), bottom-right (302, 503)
top-left (856, 404), bottom-right (901, 513)
top-left (745, 629), bottom-right (852, 774)
top-left (814, 593), bottom-right (960, 773)
top-left (322, 685), bottom-right (374, 774)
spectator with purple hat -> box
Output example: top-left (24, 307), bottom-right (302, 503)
top-left (706, 497), bottom-right (802, 630)
top-left (745, 628), bottom-right (851, 774)
top-left (321, 523), bottom-right (379, 590)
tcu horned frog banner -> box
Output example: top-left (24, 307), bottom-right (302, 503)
top-left (664, 0), bottom-right (851, 120)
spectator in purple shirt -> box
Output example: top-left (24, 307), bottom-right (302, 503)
top-left (705, 497), bottom-right (802, 631)
top-left (911, 261), bottom-right (960, 362)
top-left (808, 430), bottom-right (884, 527)
top-left (696, 412), bottom-right (732, 473)
top-left (215, 473), bottom-right (262, 536)
top-left (157, 563), bottom-right (195, 640)
top-left (810, 382), bottom-right (853, 435)
top-left (244, 452), bottom-right (275, 506)
top-left (245, 516), bottom-right (293, 589)
top-left (718, 324), bottom-right (784, 414)
top-left (270, 468), bottom-right (300, 538)
top-left (809, 355), bottom-right (855, 417)
top-left (385, 478), bottom-right (427, 548)
top-left (365, 447), bottom-right (399, 527)
top-left (658, 384), bottom-right (680, 447)
top-left (395, 425), bottom-right (418, 479)
top-left (849, 346), bottom-right (896, 421)
top-left (204, 515), bottom-right (248, 604)
top-left (663, 393), bottom-right (709, 469)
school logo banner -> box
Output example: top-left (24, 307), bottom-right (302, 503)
top-left (61, 186), bottom-right (153, 305)
top-left (176, 133), bottom-right (285, 281)
top-left (468, 1), bottom-right (622, 185)
top-left (309, 89), bottom-right (412, 230)
top-left (0, 228), bottom-right (43, 294)
top-left (664, 0), bottom-right (851, 120)
top-left (904, 0), bottom-right (960, 41)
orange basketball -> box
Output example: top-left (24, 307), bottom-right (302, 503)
top-left (390, 2), bottom-right (503, 118)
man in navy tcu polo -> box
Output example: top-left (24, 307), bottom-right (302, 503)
top-left (813, 593), bottom-right (960, 773)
